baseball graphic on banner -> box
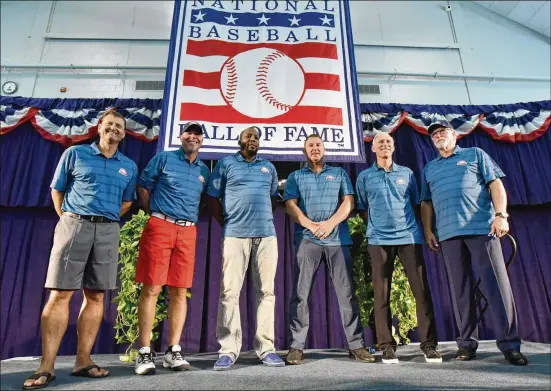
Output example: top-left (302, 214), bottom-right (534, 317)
top-left (220, 48), bottom-right (306, 119)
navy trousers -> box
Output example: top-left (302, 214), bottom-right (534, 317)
top-left (440, 235), bottom-right (521, 352)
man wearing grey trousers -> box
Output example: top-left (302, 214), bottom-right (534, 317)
top-left (283, 134), bottom-right (375, 365)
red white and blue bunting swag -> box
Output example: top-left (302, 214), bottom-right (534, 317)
top-left (0, 101), bottom-right (161, 147)
top-left (361, 102), bottom-right (551, 143)
top-left (1, 98), bottom-right (549, 146)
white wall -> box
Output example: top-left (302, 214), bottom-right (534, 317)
top-left (1, 0), bottom-right (550, 104)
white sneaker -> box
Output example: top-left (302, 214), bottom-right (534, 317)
top-left (163, 345), bottom-right (190, 371)
top-left (135, 346), bottom-right (156, 375)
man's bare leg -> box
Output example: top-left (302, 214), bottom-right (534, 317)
top-left (22, 290), bottom-right (74, 388)
top-left (72, 289), bottom-right (108, 377)
top-left (137, 285), bottom-right (162, 348)
top-left (167, 287), bottom-right (188, 346)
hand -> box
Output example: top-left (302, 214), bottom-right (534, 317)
top-left (313, 221), bottom-right (336, 240)
top-left (490, 217), bottom-right (509, 238)
top-left (425, 231), bottom-right (439, 252)
top-left (306, 221), bottom-right (320, 233)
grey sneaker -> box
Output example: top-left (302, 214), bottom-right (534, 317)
top-left (382, 347), bottom-right (399, 364)
top-left (135, 346), bottom-right (156, 375)
top-left (423, 347), bottom-right (442, 363)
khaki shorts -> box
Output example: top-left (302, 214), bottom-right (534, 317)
top-left (45, 213), bottom-right (120, 290)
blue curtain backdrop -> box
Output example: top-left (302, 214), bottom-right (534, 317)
top-left (1, 98), bottom-right (550, 359)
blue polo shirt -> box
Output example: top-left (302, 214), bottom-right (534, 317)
top-left (421, 146), bottom-right (505, 241)
top-left (356, 163), bottom-right (423, 245)
top-left (283, 164), bottom-right (354, 246)
top-left (51, 142), bottom-right (138, 221)
top-left (139, 149), bottom-right (210, 223)
top-left (207, 152), bottom-right (278, 238)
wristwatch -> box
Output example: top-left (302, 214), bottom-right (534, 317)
top-left (495, 212), bottom-right (509, 219)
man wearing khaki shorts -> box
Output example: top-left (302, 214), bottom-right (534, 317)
top-left (23, 110), bottom-right (138, 390)
top-left (207, 127), bottom-right (285, 370)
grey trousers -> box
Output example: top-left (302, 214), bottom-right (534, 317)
top-left (289, 239), bottom-right (364, 350)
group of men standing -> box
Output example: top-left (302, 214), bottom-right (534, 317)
top-left (23, 111), bottom-right (527, 390)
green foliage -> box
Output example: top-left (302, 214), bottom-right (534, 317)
top-left (113, 210), bottom-right (169, 362)
top-left (348, 215), bottom-right (418, 345)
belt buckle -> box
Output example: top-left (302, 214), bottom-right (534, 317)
top-left (90, 216), bottom-right (99, 222)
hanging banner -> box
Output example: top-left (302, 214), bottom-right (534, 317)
top-left (160, 0), bottom-right (365, 162)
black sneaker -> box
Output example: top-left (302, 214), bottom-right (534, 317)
top-left (504, 350), bottom-right (528, 366)
top-left (422, 347), bottom-right (442, 363)
top-left (382, 347), bottom-right (399, 364)
top-left (455, 347), bottom-right (476, 361)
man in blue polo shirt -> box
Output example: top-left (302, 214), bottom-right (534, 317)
top-left (134, 121), bottom-right (210, 375)
top-left (207, 126), bottom-right (284, 370)
top-left (23, 110), bottom-right (138, 390)
top-left (421, 120), bottom-right (527, 365)
top-left (284, 134), bottom-right (375, 365)
top-left (356, 132), bottom-right (440, 364)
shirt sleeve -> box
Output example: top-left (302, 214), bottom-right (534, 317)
top-left (475, 148), bottom-right (505, 184)
top-left (50, 147), bottom-right (75, 192)
top-left (201, 166), bottom-right (210, 193)
top-left (270, 163), bottom-right (279, 197)
top-left (138, 153), bottom-right (164, 190)
top-left (340, 169), bottom-right (355, 197)
top-left (355, 173), bottom-right (368, 211)
top-left (207, 160), bottom-right (226, 199)
top-left (420, 168), bottom-right (432, 201)
top-left (123, 163), bottom-right (138, 202)
top-left (408, 171), bottom-right (420, 205)
top-left (282, 172), bottom-right (299, 201)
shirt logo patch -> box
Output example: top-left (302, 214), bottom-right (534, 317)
top-left (456, 160), bottom-right (468, 166)
top-left (118, 168), bottom-right (128, 176)
top-left (395, 178), bottom-right (406, 185)
top-left (326, 175), bottom-right (335, 180)
top-left (260, 167), bottom-right (270, 173)
top-left (198, 175), bottom-right (205, 183)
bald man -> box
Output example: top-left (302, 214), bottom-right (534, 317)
top-left (355, 132), bottom-right (440, 364)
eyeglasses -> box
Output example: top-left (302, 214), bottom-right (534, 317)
top-left (430, 128), bottom-right (449, 138)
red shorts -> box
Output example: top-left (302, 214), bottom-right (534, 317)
top-left (135, 216), bottom-right (197, 288)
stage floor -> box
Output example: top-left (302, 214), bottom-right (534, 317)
top-left (2, 341), bottom-right (550, 390)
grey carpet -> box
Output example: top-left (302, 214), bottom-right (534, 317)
top-left (2, 341), bottom-right (550, 390)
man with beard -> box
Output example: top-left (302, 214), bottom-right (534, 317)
top-left (421, 120), bottom-right (527, 365)
top-left (134, 121), bottom-right (210, 375)
top-left (284, 134), bottom-right (375, 365)
top-left (355, 132), bottom-right (440, 364)
top-left (207, 126), bottom-right (284, 370)
top-left (23, 110), bottom-right (138, 390)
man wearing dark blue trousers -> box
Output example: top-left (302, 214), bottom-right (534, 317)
top-left (421, 120), bottom-right (527, 366)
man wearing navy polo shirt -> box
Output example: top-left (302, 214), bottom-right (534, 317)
top-left (356, 132), bottom-right (440, 364)
top-left (207, 126), bottom-right (284, 370)
top-left (284, 134), bottom-right (375, 365)
top-left (134, 121), bottom-right (210, 375)
top-left (23, 110), bottom-right (137, 390)
top-left (421, 120), bottom-right (527, 366)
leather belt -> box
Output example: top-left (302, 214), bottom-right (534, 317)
top-left (65, 212), bottom-right (115, 223)
top-left (152, 212), bottom-right (195, 226)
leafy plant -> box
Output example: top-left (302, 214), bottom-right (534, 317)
top-left (348, 214), bottom-right (418, 345)
top-left (113, 210), bottom-right (169, 362)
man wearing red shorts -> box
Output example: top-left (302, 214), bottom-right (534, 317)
top-left (134, 122), bottom-right (210, 375)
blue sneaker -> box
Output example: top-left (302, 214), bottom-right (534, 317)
top-left (262, 353), bottom-right (285, 367)
top-left (214, 355), bottom-right (234, 371)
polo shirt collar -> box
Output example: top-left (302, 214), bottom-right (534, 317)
top-left (373, 161), bottom-right (397, 172)
top-left (178, 148), bottom-right (200, 165)
top-left (91, 142), bottom-right (120, 160)
top-left (436, 145), bottom-right (462, 160)
top-left (236, 151), bottom-right (262, 163)
top-left (304, 162), bottom-right (328, 174)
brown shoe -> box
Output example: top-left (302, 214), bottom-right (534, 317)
top-left (349, 347), bottom-right (376, 363)
top-left (286, 348), bottom-right (304, 365)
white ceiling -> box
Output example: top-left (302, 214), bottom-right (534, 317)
top-left (473, 1), bottom-right (550, 38)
